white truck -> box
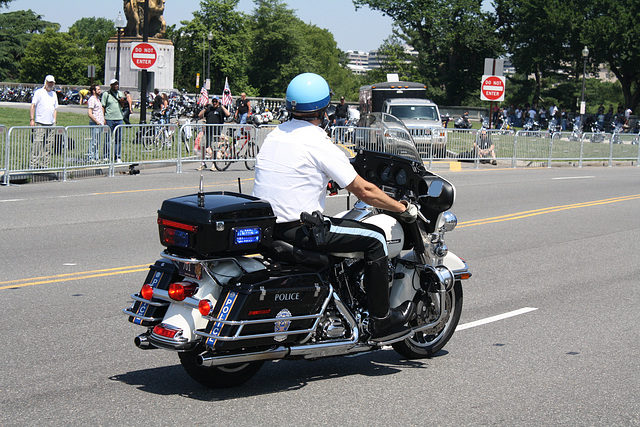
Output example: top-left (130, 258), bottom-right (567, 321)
top-left (359, 81), bottom-right (447, 157)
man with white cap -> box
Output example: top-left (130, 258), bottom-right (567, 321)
top-left (29, 74), bottom-right (58, 169)
top-left (101, 78), bottom-right (125, 162)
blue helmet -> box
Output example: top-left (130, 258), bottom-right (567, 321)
top-left (285, 73), bottom-right (331, 113)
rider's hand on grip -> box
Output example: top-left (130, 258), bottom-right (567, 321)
top-left (399, 201), bottom-right (418, 223)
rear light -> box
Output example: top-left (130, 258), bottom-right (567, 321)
top-left (140, 284), bottom-right (154, 300)
top-left (157, 218), bottom-right (198, 232)
top-left (168, 281), bottom-right (198, 301)
top-left (158, 218), bottom-right (198, 249)
top-left (248, 309), bottom-right (271, 316)
top-left (198, 299), bottom-right (213, 316)
top-left (153, 324), bottom-right (181, 339)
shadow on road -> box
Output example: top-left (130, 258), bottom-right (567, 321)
top-left (109, 348), bottom-right (446, 401)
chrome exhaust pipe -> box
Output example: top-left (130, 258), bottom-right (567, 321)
top-left (196, 346), bottom-right (291, 367)
top-left (134, 333), bottom-right (158, 350)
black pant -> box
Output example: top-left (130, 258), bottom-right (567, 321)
top-left (274, 216), bottom-right (387, 262)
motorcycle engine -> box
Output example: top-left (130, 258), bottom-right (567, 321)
top-left (318, 310), bottom-right (347, 339)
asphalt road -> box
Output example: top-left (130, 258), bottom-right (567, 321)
top-left (1, 164), bottom-right (639, 425)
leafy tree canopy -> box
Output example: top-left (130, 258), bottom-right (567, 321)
top-left (353, 0), bottom-right (503, 105)
top-left (20, 28), bottom-right (95, 85)
top-left (0, 9), bottom-right (58, 80)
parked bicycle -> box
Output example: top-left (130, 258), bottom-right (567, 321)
top-left (212, 126), bottom-right (260, 171)
top-left (139, 112), bottom-right (176, 151)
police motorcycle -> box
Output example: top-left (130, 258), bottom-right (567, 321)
top-left (124, 136), bottom-right (471, 388)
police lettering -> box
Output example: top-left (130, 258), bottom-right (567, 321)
top-left (274, 292), bottom-right (300, 301)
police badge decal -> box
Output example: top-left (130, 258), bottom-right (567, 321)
top-left (274, 308), bottom-right (292, 342)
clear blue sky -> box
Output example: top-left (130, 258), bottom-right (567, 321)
top-left (2, 0), bottom-right (394, 52)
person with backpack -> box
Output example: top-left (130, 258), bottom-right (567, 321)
top-left (101, 79), bottom-right (125, 163)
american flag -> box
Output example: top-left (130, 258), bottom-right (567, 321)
top-left (197, 87), bottom-right (209, 106)
top-left (222, 77), bottom-right (233, 107)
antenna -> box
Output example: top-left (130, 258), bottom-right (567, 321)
top-left (198, 172), bottom-right (205, 207)
top-left (237, 177), bottom-right (242, 194)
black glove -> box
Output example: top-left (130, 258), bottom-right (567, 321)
top-left (399, 201), bottom-right (418, 223)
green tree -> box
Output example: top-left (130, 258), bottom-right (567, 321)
top-left (20, 28), bottom-right (94, 85)
top-left (0, 9), bottom-right (57, 81)
top-left (494, 0), bottom-right (583, 108)
top-left (68, 17), bottom-right (116, 85)
top-left (247, 0), bottom-right (357, 98)
top-left (247, 0), bottom-right (305, 96)
top-left (581, 0), bottom-right (640, 112)
top-left (354, 0), bottom-right (503, 105)
top-left (170, 0), bottom-right (252, 94)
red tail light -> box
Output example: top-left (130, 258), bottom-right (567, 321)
top-left (153, 324), bottom-right (181, 339)
top-left (198, 299), bottom-right (213, 316)
top-left (157, 218), bottom-right (198, 232)
top-left (140, 284), bottom-right (154, 300)
top-left (168, 281), bottom-right (198, 301)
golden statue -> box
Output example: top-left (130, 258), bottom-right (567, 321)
top-left (123, 0), bottom-right (167, 38)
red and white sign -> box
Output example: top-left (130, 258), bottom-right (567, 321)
top-left (480, 75), bottom-right (505, 102)
top-left (130, 42), bottom-right (157, 70)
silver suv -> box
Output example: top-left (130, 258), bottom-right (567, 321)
top-left (383, 98), bottom-right (447, 157)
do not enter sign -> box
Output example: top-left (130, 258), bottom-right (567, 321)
top-left (480, 75), bottom-right (505, 102)
top-left (131, 42), bottom-right (157, 70)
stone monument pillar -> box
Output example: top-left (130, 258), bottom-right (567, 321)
top-left (104, 1), bottom-right (174, 95)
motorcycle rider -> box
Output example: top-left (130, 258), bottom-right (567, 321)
top-left (252, 73), bottom-right (417, 340)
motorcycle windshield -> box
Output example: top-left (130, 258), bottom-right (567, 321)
top-left (352, 113), bottom-right (423, 164)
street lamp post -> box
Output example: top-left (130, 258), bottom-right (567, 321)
top-left (115, 11), bottom-right (126, 82)
top-left (580, 46), bottom-right (589, 130)
top-left (207, 31), bottom-right (213, 90)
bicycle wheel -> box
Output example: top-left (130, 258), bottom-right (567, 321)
top-left (214, 138), bottom-right (233, 171)
top-left (244, 142), bottom-right (259, 170)
top-left (141, 127), bottom-right (156, 150)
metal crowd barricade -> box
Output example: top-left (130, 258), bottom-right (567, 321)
top-left (331, 126), bottom-right (381, 158)
top-left (0, 125), bottom-right (6, 183)
top-left (548, 131), bottom-right (583, 166)
top-left (177, 120), bottom-right (203, 173)
top-left (255, 124), bottom-right (277, 147)
top-left (579, 131), bottom-right (612, 167)
top-left (177, 123), bottom-right (261, 172)
top-left (513, 130), bottom-right (553, 167)
top-left (115, 123), bottom-right (179, 173)
top-left (444, 129), bottom-right (476, 164)
top-left (64, 125), bottom-right (112, 169)
top-left (3, 125), bottom-right (67, 185)
top-left (609, 132), bottom-right (640, 166)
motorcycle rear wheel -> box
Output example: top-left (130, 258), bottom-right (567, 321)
top-left (393, 280), bottom-right (463, 358)
top-left (178, 351), bottom-right (264, 388)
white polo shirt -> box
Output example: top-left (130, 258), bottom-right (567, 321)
top-left (253, 119), bottom-right (357, 223)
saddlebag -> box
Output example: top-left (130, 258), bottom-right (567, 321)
top-left (157, 191), bottom-right (276, 258)
top-left (126, 259), bottom-right (181, 327)
top-left (201, 269), bottom-right (330, 351)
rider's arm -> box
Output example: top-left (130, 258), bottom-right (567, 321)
top-left (345, 175), bottom-right (406, 213)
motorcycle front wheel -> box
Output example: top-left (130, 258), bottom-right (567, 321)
top-left (178, 350), bottom-right (264, 388)
top-left (393, 279), bottom-right (463, 358)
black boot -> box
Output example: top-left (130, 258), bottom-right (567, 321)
top-left (369, 300), bottom-right (415, 340)
top-left (364, 257), bottom-right (415, 340)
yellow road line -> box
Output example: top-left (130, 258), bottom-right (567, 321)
top-left (4, 193), bottom-right (639, 290)
top-left (458, 194), bottom-right (640, 228)
top-left (0, 265), bottom-right (150, 290)
top-left (91, 178), bottom-right (254, 195)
